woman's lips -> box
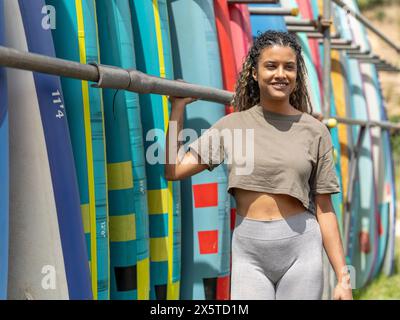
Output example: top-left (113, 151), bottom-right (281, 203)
top-left (270, 83), bottom-right (289, 91)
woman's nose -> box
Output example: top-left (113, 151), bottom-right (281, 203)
top-left (274, 66), bottom-right (286, 78)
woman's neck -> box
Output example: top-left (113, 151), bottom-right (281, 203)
top-left (258, 96), bottom-right (294, 114)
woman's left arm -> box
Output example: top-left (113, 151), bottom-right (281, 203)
top-left (315, 193), bottom-right (353, 300)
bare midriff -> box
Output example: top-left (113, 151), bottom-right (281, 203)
top-left (233, 188), bottom-right (307, 221)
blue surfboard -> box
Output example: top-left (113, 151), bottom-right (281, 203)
top-left (168, 0), bottom-right (231, 300)
top-left (0, 0), bottom-right (9, 300)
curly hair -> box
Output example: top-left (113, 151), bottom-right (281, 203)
top-left (232, 30), bottom-right (312, 114)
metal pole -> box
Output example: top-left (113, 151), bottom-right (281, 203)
top-left (227, 0), bottom-right (278, 3)
top-left (331, 0), bottom-right (400, 53)
top-left (307, 32), bottom-right (340, 39)
top-left (0, 45), bottom-right (99, 82)
top-left (318, 38), bottom-right (351, 45)
top-left (344, 125), bottom-right (367, 256)
top-left (0, 45), bottom-right (399, 130)
top-left (284, 17), bottom-right (316, 27)
top-left (287, 26), bottom-right (319, 33)
top-left (326, 116), bottom-right (400, 131)
top-left (322, 0), bottom-right (332, 118)
top-left (248, 7), bottom-right (299, 16)
top-left (331, 44), bottom-right (360, 51)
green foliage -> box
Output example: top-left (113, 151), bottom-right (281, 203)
top-left (390, 115), bottom-right (400, 159)
top-left (358, 0), bottom-right (394, 10)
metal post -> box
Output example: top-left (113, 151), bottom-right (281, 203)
top-left (344, 125), bottom-right (367, 256)
top-left (322, 0), bottom-right (332, 118)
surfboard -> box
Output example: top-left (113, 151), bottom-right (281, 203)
top-left (307, 0), bottom-right (350, 298)
top-left (130, 0), bottom-right (182, 300)
top-left (0, 0), bottom-right (8, 300)
top-left (214, 0), bottom-right (237, 114)
top-left (46, 0), bottom-right (109, 299)
top-left (335, 1), bottom-right (378, 289)
top-left (380, 76), bottom-right (397, 276)
top-left (345, 0), bottom-right (390, 280)
top-left (297, 0), bottom-right (324, 100)
top-left (214, 0), bottom-right (241, 299)
top-left (6, 0), bottom-right (91, 299)
top-left (96, 0), bottom-right (150, 300)
top-left (168, 0), bottom-right (230, 300)
top-left (228, 3), bottom-right (253, 74)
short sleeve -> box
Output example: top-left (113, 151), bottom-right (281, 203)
top-left (310, 129), bottom-right (341, 195)
top-left (187, 117), bottom-right (226, 172)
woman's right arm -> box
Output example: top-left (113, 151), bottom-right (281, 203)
top-left (164, 97), bottom-right (209, 181)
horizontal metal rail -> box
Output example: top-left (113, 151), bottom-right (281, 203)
top-left (307, 32), bottom-right (340, 39)
top-left (287, 26), bottom-right (319, 33)
top-left (227, 0), bottom-right (278, 3)
top-left (248, 6), bottom-right (299, 16)
top-left (284, 17), bottom-right (317, 27)
top-left (0, 45), bottom-right (398, 131)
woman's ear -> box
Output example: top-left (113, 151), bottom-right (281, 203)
top-left (252, 67), bottom-right (258, 82)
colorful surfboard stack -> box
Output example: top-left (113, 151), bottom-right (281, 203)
top-left (0, 0), bottom-right (397, 300)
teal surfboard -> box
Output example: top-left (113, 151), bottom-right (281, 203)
top-left (96, 0), bottom-right (151, 300)
top-left (130, 0), bottom-right (182, 300)
top-left (46, 0), bottom-right (109, 299)
top-left (168, 0), bottom-right (231, 300)
top-left (345, 0), bottom-right (391, 280)
top-left (335, 2), bottom-right (378, 289)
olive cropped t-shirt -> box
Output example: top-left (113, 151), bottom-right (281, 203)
top-left (187, 104), bottom-right (341, 216)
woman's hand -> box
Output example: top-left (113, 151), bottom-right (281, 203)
top-left (333, 283), bottom-right (353, 300)
top-left (168, 96), bottom-right (198, 106)
top-left (168, 79), bottom-right (198, 107)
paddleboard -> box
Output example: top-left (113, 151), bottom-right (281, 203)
top-left (168, 0), bottom-right (231, 300)
top-left (336, 2), bottom-right (378, 289)
top-left (0, 0), bottom-right (8, 300)
top-left (228, 3), bottom-right (253, 73)
top-left (346, 0), bottom-right (390, 280)
top-left (6, 0), bottom-right (91, 299)
top-left (130, 0), bottom-right (182, 300)
top-left (344, 0), bottom-right (383, 283)
top-left (96, 0), bottom-right (151, 300)
top-left (46, 0), bottom-right (110, 299)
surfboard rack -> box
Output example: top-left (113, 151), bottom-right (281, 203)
top-left (0, 44), bottom-right (399, 131)
top-left (330, 0), bottom-right (400, 54)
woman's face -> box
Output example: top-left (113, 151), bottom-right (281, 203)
top-left (252, 45), bottom-right (298, 102)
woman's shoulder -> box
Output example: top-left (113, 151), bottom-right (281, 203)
top-left (212, 110), bottom-right (247, 129)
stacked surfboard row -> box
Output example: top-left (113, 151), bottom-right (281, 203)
top-left (0, 0), bottom-right (396, 300)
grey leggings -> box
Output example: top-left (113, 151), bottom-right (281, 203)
top-left (231, 210), bottom-right (324, 300)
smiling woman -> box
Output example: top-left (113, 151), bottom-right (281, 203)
top-left (165, 30), bottom-right (351, 300)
